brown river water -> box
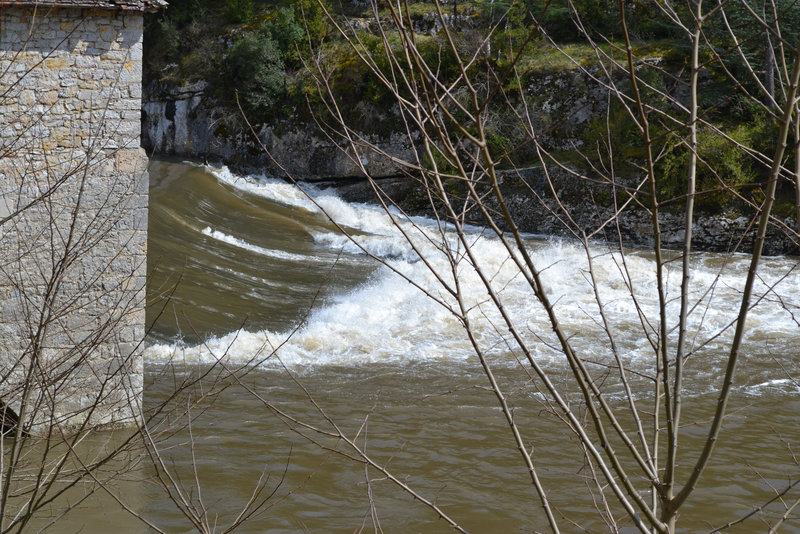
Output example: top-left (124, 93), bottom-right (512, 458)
top-left (46, 160), bottom-right (800, 532)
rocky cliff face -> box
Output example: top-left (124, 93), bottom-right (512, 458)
top-left (142, 81), bottom-right (416, 181)
top-left (141, 64), bottom-right (617, 178)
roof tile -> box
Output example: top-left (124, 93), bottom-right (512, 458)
top-left (0, 0), bottom-right (167, 12)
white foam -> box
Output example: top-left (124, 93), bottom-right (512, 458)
top-left (148, 168), bottom-right (800, 378)
top-left (313, 232), bottom-right (420, 262)
top-left (147, 265), bottom-right (474, 367)
top-left (212, 167), bottom-right (319, 212)
top-left (743, 378), bottom-right (800, 396)
top-left (201, 226), bottom-right (306, 262)
top-left (212, 165), bottom-right (444, 236)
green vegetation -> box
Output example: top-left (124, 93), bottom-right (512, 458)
top-left (144, 0), bottom-right (317, 120)
top-left (226, 25), bottom-right (284, 115)
top-left (143, 0), bottom-right (800, 215)
top-left (659, 120), bottom-right (770, 210)
top-left (225, 0), bottom-right (253, 23)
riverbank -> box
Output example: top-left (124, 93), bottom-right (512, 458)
top-left (141, 0), bottom-right (800, 257)
top-left (143, 83), bottom-right (798, 257)
top-left (327, 167), bottom-right (800, 256)
top-left (150, 152), bottom-right (799, 256)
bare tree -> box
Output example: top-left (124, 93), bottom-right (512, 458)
top-left (260, 0), bottom-right (800, 531)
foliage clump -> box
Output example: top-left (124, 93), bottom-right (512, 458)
top-left (658, 116), bottom-right (775, 211)
top-left (226, 26), bottom-right (285, 116)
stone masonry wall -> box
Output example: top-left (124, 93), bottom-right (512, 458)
top-left (0, 6), bottom-right (147, 431)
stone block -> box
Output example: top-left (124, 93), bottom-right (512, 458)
top-left (114, 148), bottom-right (148, 174)
top-left (39, 90), bottom-right (58, 105)
top-left (74, 55), bottom-right (97, 69)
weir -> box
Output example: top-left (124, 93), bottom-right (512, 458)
top-left (0, 0), bottom-right (165, 431)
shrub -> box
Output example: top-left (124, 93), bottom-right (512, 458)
top-left (657, 122), bottom-right (765, 210)
top-left (227, 29), bottom-right (284, 118)
top-left (294, 0), bottom-right (330, 47)
top-left (486, 131), bottom-right (513, 165)
top-left (225, 0), bottom-right (253, 24)
top-left (143, 16), bottom-right (181, 71)
top-left (263, 8), bottom-right (305, 64)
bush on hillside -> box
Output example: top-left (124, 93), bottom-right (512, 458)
top-left (227, 29), bottom-right (285, 117)
top-left (226, 0), bottom-right (253, 23)
top-left (657, 116), bottom-right (774, 210)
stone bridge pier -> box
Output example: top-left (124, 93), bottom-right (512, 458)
top-left (0, 0), bottom-right (165, 432)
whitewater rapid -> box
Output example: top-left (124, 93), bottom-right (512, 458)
top-left (146, 166), bottom-right (800, 392)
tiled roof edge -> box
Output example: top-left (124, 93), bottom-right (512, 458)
top-left (0, 0), bottom-right (167, 12)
